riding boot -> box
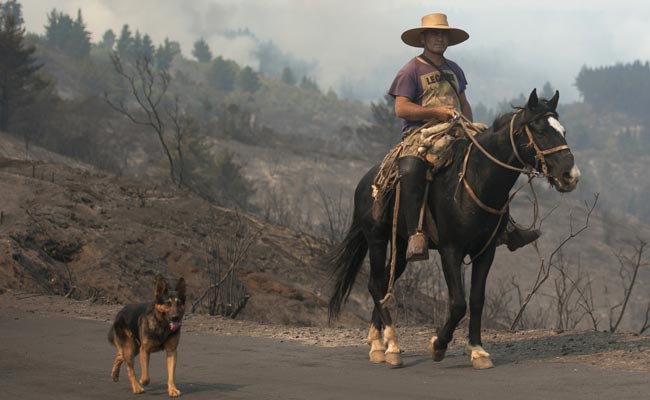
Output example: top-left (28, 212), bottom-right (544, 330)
top-left (397, 156), bottom-right (429, 261)
top-left (496, 220), bottom-right (542, 251)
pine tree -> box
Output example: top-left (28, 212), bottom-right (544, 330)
top-left (155, 38), bottom-right (180, 70)
top-left (0, 0), bottom-right (22, 25)
top-left (43, 8), bottom-right (90, 59)
top-left (209, 56), bottom-right (239, 92)
top-left (140, 33), bottom-right (155, 61)
top-left (237, 66), bottom-right (260, 93)
top-left (192, 38), bottom-right (212, 63)
top-left (116, 24), bottom-right (132, 58)
top-left (299, 75), bottom-right (320, 93)
top-left (71, 9), bottom-right (91, 58)
top-left (540, 81), bottom-right (555, 100)
top-left (0, 9), bottom-right (48, 131)
top-left (281, 66), bottom-right (296, 85)
top-left (99, 29), bottom-right (116, 50)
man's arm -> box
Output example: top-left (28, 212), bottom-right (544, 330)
top-left (394, 96), bottom-right (456, 122)
top-left (458, 92), bottom-right (473, 122)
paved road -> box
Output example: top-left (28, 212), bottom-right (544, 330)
top-left (1, 311), bottom-right (648, 400)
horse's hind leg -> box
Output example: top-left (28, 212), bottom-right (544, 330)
top-left (367, 309), bottom-right (385, 363)
top-left (367, 236), bottom-right (408, 367)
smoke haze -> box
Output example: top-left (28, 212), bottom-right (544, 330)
top-left (22, 0), bottom-right (650, 106)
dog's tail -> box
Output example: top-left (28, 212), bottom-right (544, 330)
top-left (107, 315), bottom-right (128, 346)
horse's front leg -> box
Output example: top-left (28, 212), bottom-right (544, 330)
top-left (466, 246), bottom-right (496, 369)
top-left (429, 247), bottom-right (466, 362)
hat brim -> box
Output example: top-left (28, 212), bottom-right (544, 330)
top-left (401, 27), bottom-right (469, 47)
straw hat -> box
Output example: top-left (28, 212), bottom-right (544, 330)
top-left (401, 13), bottom-right (469, 47)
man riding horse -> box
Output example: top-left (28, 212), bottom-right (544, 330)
top-left (329, 12), bottom-right (580, 369)
top-left (388, 13), bottom-right (541, 261)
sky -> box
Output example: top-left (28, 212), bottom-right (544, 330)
top-left (21, 0), bottom-right (650, 106)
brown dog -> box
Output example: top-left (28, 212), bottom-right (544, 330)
top-left (108, 276), bottom-right (186, 397)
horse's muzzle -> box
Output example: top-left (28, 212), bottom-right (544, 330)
top-left (553, 165), bottom-right (581, 192)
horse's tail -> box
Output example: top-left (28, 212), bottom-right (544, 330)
top-left (327, 216), bottom-right (368, 323)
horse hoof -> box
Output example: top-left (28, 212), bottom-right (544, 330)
top-left (369, 350), bottom-right (385, 363)
top-left (429, 336), bottom-right (446, 362)
top-left (385, 352), bottom-right (403, 367)
top-left (466, 343), bottom-right (494, 369)
top-left (471, 356), bottom-right (494, 370)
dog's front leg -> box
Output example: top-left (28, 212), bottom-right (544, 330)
top-left (139, 347), bottom-right (151, 386)
top-left (166, 349), bottom-right (181, 397)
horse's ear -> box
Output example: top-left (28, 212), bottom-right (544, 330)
top-left (526, 89), bottom-right (539, 110)
top-left (548, 90), bottom-right (560, 110)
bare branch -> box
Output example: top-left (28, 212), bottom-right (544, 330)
top-left (609, 239), bottom-right (647, 332)
top-left (639, 300), bottom-right (650, 335)
top-left (104, 52), bottom-right (177, 184)
top-left (510, 193), bottom-right (598, 330)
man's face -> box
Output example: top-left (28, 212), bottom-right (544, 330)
top-left (421, 29), bottom-right (449, 55)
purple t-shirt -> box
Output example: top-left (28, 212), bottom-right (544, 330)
top-left (389, 57), bottom-right (467, 133)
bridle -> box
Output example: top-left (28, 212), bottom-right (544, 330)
top-left (508, 110), bottom-right (570, 177)
top-left (457, 110), bottom-right (569, 214)
top-left (455, 110), bottom-right (570, 262)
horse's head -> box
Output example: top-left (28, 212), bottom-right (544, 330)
top-left (514, 89), bottom-right (580, 192)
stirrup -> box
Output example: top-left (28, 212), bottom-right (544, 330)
top-left (406, 231), bottom-right (429, 261)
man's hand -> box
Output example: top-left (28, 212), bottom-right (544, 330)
top-left (432, 105), bottom-right (457, 121)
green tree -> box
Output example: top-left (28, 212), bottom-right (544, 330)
top-left (540, 81), bottom-right (555, 100)
top-left (299, 75), bottom-right (320, 92)
top-left (0, 8), bottom-right (48, 131)
top-left (99, 29), bottom-right (116, 50)
top-left (576, 61), bottom-right (650, 122)
top-left (473, 102), bottom-right (494, 125)
top-left (192, 38), bottom-right (212, 63)
top-left (0, 0), bottom-right (22, 25)
top-left (140, 33), bottom-right (155, 61)
top-left (353, 94), bottom-right (401, 154)
top-left (116, 24), bottom-right (132, 58)
top-left (44, 8), bottom-right (90, 59)
top-left (183, 139), bottom-right (254, 208)
top-left (208, 56), bottom-right (239, 92)
top-left (155, 38), bottom-right (180, 70)
top-left (281, 66), bottom-right (296, 85)
top-left (237, 66), bottom-right (260, 93)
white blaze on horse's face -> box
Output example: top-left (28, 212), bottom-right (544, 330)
top-left (548, 116), bottom-right (566, 137)
top-left (546, 116), bottom-right (581, 189)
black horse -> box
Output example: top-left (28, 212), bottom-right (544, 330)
top-left (327, 89), bottom-right (580, 368)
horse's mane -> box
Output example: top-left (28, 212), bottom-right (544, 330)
top-left (492, 101), bottom-right (559, 132)
top-left (446, 103), bottom-right (557, 171)
top-left (491, 108), bottom-right (522, 132)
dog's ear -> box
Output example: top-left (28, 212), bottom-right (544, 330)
top-left (176, 277), bottom-right (186, 298)
top-left (155, 276), bottom-right (168, 298)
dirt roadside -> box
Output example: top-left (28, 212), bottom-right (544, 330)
top-left (2, 290), bottom-right (648, 372)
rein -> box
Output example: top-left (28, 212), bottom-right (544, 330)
top-left (380, 110), bottom-right (569, 307)
top-left (455, 110), bottom-right (567, 262)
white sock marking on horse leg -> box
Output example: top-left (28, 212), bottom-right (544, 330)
top-left (383, 325), bottom-right (401, 354)
top-left (465, 343), bottom-right (491, 360)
